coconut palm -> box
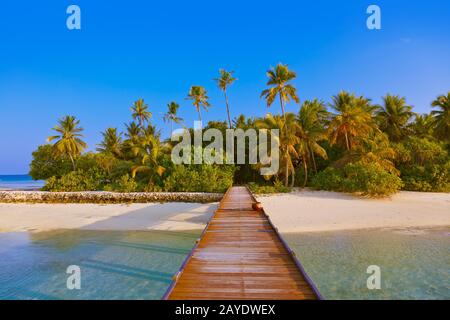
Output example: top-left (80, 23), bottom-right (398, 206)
top-left (260, 63), bottom-right (300, 120)
top-left (47, 115), bottom-right (87, 170)
top-left (256, 113), bottom-right (300, 187)
top-left (410, 113), bottom-right (435, 139)
top-left (131, 99), bottom-right (152, 127)
top-left (131, 129), bottom-right (167, 189)
top-left (328, 91), bottom-right (378, 151)
top-left (97, 128), bottom-right (123, 158)
top-left (297, 100), bottom-right (328, 178)
top-left (214, 69), bottom-right (237, 128)
top-left (187, 86), bottom-right (210, 123)
top-left (334, 132), bottom-right (398, 175)
top-left (431, 92), bottom-right (450, 141)
top-left (125, 122), bottom-right (141, 140)
top-left (376, 94), bottom-right (414, 142)
top-left (163, 102), bottom-right (183, 133)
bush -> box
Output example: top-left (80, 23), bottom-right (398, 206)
top-left (164, 165), bottom-right (235, 193)
top-left (311, 162), bottom-right (402, 196)
top-left (104, 174), bottom-right (138, 193)
top-left (393, 137), bottom-right (450, 192)
top-left (43, 168), bottom-right (106, 192)
top-left (247, 180), bottom-right (291, 194)
top-left (401, 162), bottom-right (450, 192)
top-left (29, 145), bottom-right (73, 180)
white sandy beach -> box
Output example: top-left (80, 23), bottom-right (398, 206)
top-left (0, 190), bottom-right (449, 233)
top-left (258, 190), bottom-right (450, 233)
top-left (0, 202), bottom-right (216, 233)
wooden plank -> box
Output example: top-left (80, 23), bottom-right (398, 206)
top-left (164, 186), bottom-right (321, 300)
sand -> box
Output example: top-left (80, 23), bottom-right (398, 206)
top-left (0, 190), bottom-right (449, 234)
top-left (258, 190), bottom-right (450, 233)
top-left (0, 202), bottom-right (216, 232)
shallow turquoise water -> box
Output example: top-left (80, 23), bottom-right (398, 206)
top-left (0, 229), bottom-right (201, 300)
top-left (283, 227), bottom-right (450, 300)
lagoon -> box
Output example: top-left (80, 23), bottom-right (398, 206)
top-left (0, 229), bottom-right (201, 299)
top-left (284, 227), bottom-right (450, 300)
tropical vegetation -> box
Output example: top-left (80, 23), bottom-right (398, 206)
top-left (29, 65), bottom-right (449, 196)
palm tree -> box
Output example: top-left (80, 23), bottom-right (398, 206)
top-left (47, 115), bottom-right (87, 170)
top-left (410, 113), bottom-right (435, 139)
top-left (297, 100), bottom-right (328, 178)
top-left (376, 94), bottom-right (414, 142)
top-left (97, 128), bottom-right (123, 158)
top-left (334, 132), bottom-right (398, 175)
top-left (260, 63), bottom-right (300, 121)
top-left (214, 69), bottom-right (237, 128)
top-left (130, 129), bottom-right (167, 188)
top-left (163, 102), bottom-right (183, 133)
top-left (131, 99), bottom-right (152, 127)
top-left (125, 121), bottom-right (141, 140)
top-left (328, 91), bottom-right (378, 151)
top-left (256, 113), bottom-right (300, 187)
top-left (431, 92), bottom-right (450, 141)
top-left (187, 86), bottom-right (210, 122)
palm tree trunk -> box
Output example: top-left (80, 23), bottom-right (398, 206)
top-left (291, 167), bottom-right (295, 187)
top-left (197, 107), bottom-right (202, 123)
top-left (69, 154), bottom-right (76, 171)
top-left (279, 94), bottom-right (286, 121)
top-left (285, 152), bottom-right (289, 187)
top-left (303, 159), bottom-right (308, 187)
top-left (344, 130), bottom-right (350, 150)
top-left (224, 90), bottom-right (232, 129)
top-left (311, 150), bottom-right (317, 173)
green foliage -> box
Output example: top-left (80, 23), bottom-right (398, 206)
top-left (401, 162), bottom-right (450, 192)
top-left (311, 162), bottom-right (403, 196)
top-left (393, 137), bottom-right (450, 192)
top-left (29, 145), bottom-right (72, 180)
top-left (164, 165), bottom-right (235, 193)
top-left (247, 180), bottom-right (291, 194)
top-left (104, 174), bottom-right (138, 193)
top-left (43, 168), bottom-right (106, 192)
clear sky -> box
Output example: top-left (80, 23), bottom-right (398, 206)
top-left (0, 0), bottom-right (449, 174)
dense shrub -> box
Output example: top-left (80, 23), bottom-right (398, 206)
top-left (43, 168), bottom-right (106, 192)
top-left (247, 180), bottom-right (291, 194)
top-left (393, 137), bottom-right (450, 192)
top-left (163, 165), bottom-right (235, 193)
top-left (311, 162), bottom-right (402, 196)
top-left (104, 174), bottom-right (138, 193)
top-left (29, 145), bottom-right (72, 180)
top-left (401, 162), bottom-right (450, 192)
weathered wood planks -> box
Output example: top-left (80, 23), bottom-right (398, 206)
top-left (164, 186), bottom-right (321, 300)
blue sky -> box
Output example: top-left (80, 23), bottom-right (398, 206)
top-left (0, 0), bottom-right (449, 174)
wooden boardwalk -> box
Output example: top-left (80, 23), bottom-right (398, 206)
top-left (163, 186), bottom-right (321, 300)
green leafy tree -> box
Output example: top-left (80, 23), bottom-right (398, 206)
top-left (431, 92), bottom-right (450, 141)
top-left (256, 113), bottom-right (300, 187)
top-left (261, 63), bottom-right (300, 121)
top-left (47, 115), bottom-right (87, 170)
top-left (214, 69), bottom-right (237, 128)
top-left (131, 99), bottom-right (152, 127)
top-left (130, 128), bottom-right (168, 189)
top-left (376, 94), bottom-right (414, 142)
top-left (297, 99), bottom-right (329, 175)
top-left (328, 91), bottom-right (378, 151)
top-left (163, 102), bottom-right (183, 133)
top-left (97, 128), bottom-right (123, 158)
top-left (187, 86), bottom-right (210, 122)
top-left (409, 113), bottom-right (435, 139)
